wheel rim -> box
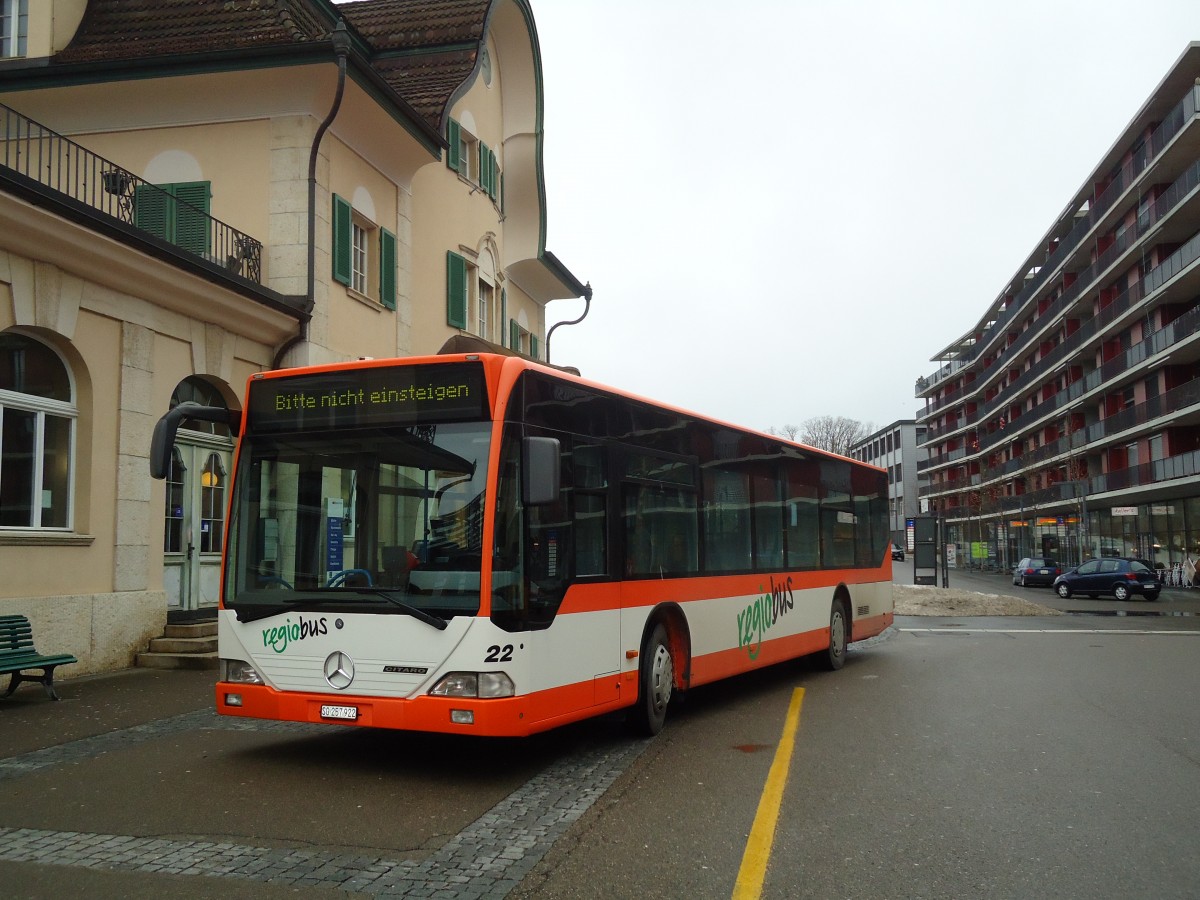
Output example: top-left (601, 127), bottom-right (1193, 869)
top-left (830, 608), bottom-right (846, 662)
top-left (1057, 584), bottom-right (1069, 597)
top-left (1115, 585), bottom-right (1129, 601)
top-left (648, 642), bottom-right (673, 714)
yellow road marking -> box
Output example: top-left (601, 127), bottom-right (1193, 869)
top-left (732, 686), bottom-right (805, 900)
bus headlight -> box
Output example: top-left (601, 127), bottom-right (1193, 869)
top-left (429, 672), bottom-right (515, 698)
top-left (221, 658), bottom-right (264, 685)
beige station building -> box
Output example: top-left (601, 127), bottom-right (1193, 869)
top-left (0, 0), bottom-right (588, 674)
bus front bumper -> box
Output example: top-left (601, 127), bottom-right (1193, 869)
top-left (216, 682), bottom-right (535, 736)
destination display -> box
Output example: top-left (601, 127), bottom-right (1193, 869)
top-left (246, 362), bottom-right (488, 433)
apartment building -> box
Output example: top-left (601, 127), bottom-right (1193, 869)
top-left (849, 420), bottom-right (928, 551)
top-left (916, 43), bottom-right (1200, 572)
top-left (0, 0), bottom-right (586, 673)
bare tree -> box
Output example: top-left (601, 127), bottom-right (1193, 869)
top-left (767, 424), bottom-right (801, 441)
top-left (798, 415), bottom-right (874, 456)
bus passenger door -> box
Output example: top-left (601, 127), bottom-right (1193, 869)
top-left (523, 439), bottom-right (622, 713)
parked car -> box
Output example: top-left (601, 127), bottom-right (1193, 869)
top-left (1131, 558), bottom-right (1163, 584)
top-left (1052, 557), bottom-right (1161, 601)
top-left (891, 543), bottom-right (905, 561)
top-left (1011, 557), bottom-right (1061, 587)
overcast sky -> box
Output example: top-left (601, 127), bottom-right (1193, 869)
top-left (530, 1), bottom-right (1200, 436)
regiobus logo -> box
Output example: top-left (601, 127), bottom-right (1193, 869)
top-left (737, 576), bottom-right (796, 660)
top-left (263, 616), bottom-right (329, 654)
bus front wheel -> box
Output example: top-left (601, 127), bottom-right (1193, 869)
top-left (629, 622), bottom-right (674, 736)
top-left (818, 598), bottom-right (849, 671)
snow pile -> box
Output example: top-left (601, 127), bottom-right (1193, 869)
top-left (893, 582), bottom-right (1063, 617)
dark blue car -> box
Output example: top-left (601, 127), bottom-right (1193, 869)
top-left (1053, 557), bottom-right (1161, 601)
top-left (1012, 556), bottom-right (1061, 587)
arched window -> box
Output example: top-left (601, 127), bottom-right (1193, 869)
top-left (169, 377), bottom-right (231, 437)
top-left (0, 332), bottom-right (75, 529)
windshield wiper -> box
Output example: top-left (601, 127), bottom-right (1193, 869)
top-left (234, 596), bottom-right (327, 624)
top-left (354, 589), bottom-right (449, 630)
top-left (231, 590), bottom-right (448, 630)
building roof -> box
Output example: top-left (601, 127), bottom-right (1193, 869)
top-left (337, 0), bottom-right (488, 49)
top-left (49, 0), bottom-right (493, 134)
top-left (53, 0), bottom-right (335, 62)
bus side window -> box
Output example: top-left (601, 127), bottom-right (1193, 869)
top-left (703, 465), bottom-right (751, 573)
top-left (574, 444), bottom-right (607, 576)
top-left (526, 436), bottom-right (572, 627)
top-left (623, 483), bottom-right (698, 577)
top-left (751, 466), bottom-right (785, 570)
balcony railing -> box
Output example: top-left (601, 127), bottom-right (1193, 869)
top-left (935, 447), bottom-right (1200, 521)
top-left (917, 81), bottom-right (1200, 396)
top-left (0, 102), bottom-right (263, 283)
top-left (924, 382), bottom-right (1200, 521)
top-left (920, 151), bottom-right (1200, 422)
top-left (922, 221), bottom-right (1200, 453)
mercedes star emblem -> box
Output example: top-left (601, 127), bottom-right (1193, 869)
top-left (323, 651), bottom-right (355, 690)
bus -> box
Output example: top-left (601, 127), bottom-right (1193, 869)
top-left (150, 351), bottom-right (893, 737)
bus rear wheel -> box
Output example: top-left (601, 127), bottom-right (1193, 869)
top-left (629, 622), bottom-right (674, 736)
top-left (818, 598), bottom-right (849, 671)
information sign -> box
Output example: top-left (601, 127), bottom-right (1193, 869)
top-left (246, 362), bottom-right (488, 433)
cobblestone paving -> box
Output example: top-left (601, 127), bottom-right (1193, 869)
top-left (0, 711), bottom-right (649, 897)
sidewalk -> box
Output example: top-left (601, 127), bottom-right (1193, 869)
top-left (0, 666), bottom-right (216, 758)
top-left (904, 565), bottom-right (1200, 616)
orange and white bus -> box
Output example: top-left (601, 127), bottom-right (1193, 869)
top-left (150, 352), bottom-right (892, 737)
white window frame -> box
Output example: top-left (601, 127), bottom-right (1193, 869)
top-left (1, 0), bottom-right (27, 59)
top-left (351, 218), bottom-right (370, 295)
top-left (477, 278), bottom-right (494, 342)
top-left (460, 130), bottom-right (479, 183)
top-left (0, 388), bottom-right (77, 530)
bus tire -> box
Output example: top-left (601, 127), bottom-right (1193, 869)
top-left (629, 622), bottom-right (674, 736)
top-left (818, 598), bottom-right (849, 671)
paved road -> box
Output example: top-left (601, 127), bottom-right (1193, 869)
top-left (2, 575), bottom-right (1198, 898)
top-left (507, 618), bottom-right (1200, 899)
top-left (1, 668), bottom-right (650, 898)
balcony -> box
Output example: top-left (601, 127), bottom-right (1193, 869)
top-left (920, 152), bottom-right (1200, 425)
top-left (922, 228), bottom-right (1200, 454)
top-left (917, 81), bottom-right (1200, 398)
top-left (0, 102), bottom-right (263, 283)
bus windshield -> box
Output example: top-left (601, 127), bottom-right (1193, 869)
top-left (224, 421), bottom-right (492, 624)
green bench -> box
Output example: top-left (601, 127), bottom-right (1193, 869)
top-left (0, 614), bottom-right (78, 701)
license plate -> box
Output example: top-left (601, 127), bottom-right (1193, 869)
top-left (320, 704), bottom-right (358, 721)
top-left (1039, 569), bottom-right (1049, 574)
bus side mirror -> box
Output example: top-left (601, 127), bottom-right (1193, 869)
top-left (150, 402), bottom-right (242, 479)
top-left (522, 436), bottom-right (561, 506)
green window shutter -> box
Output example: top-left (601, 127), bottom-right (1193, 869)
top-left (530, 335), bottom-right (539, 360)
top-left (446, 251), bottom-right (467, 329)
top-left (134, 184), bottom-right (171, 240)
top-left (134, 181), bottom-right (210, 254)
top-left (172, 181), bottom-right (211, 256)
top-left (499, 288), bottom-right (507, 338)
top-left (332, 194), bottom-right (351, 286)
top-left (379, 228), bottom-right (397, 310)
top-left (509, 319), bottom-right (519, 351)
top-left (479, 142), bottom-right (490, 193)
top-left (487, 148), bottom-right (498, 200)
top-left (447, 118), bottom-right (461, 172)
top-left (499, 171), bottom-right (504, 213)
